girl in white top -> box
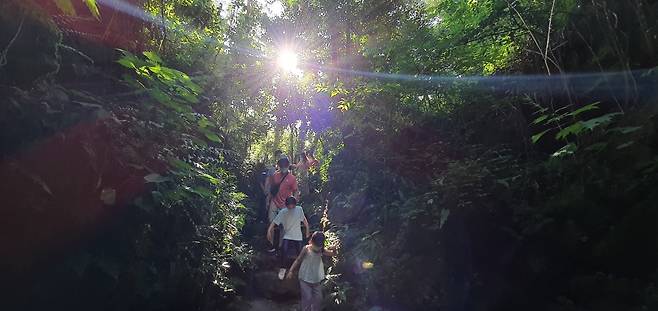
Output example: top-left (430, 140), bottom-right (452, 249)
top-left (287, 231), bottom-right (336, 311)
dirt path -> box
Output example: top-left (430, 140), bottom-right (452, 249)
top-left (228, 220), bottom-right (301, 311)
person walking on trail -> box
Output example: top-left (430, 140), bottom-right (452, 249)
top-left (287, 231), bottom-right (336, 311)
top-left (269, 150), bottom-right (283, 175)
top-left (265, 156), bottom-right (299, 222)
top-left (267, 196), bottom-right (310, 280)
top-left (265, 156), bottom-right (299, 251)
top-left (291, 151), bottom-right (318, 197)
top-left (260, 150), bottom-right (283, 214)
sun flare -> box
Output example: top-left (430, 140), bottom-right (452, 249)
top-left (276, 49), bottom-right (299, 73)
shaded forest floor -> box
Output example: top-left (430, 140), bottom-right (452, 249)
top-left (227, 212), bottom-right (301, 311)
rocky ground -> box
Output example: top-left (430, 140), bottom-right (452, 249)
top-left (228, 220), bottom-right (301, 311)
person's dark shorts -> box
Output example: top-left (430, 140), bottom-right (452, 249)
top-left (280, 239), bottom-right (303, 266)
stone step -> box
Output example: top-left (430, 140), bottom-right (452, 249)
top-left (252, 270), bottom-right (301, 299)
top-left (227, 298), bottom-right (299, 311)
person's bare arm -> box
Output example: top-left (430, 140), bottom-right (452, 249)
top-left (266, 221), bottom-right (276, 244)
top-left (306, 153), bottom-right (318, 166)
top-left (293, 159), bottom-right (306, 171)
top-left (292, 178), bottom-right (300, 200)
top-left (323, 246), bottom-right (337, 257)
top-left (287, 246), bottom-right (308, 279)
top-left (264, 175), bottom-right (272, 195)
top-left (302, 215), bottom-right (310, 239)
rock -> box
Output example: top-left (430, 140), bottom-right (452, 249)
top-left (227, 298), bottom-right (299, 311)
top-left (253, 270), bottom-right (300, 299)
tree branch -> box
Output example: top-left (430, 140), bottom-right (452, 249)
top-left (0, 14), bottom-right (26, 68)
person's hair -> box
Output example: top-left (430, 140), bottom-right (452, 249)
top-left (310, 231), bottom-right (325, 252)
top-left (285, 196), bottom-right (297, 206)
top-left (277, 157), bottom-right (290, 168)
top-left (274, 150), bottom-right (283, 157)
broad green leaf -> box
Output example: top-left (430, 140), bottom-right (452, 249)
top-left (199, 173), bottom-right (220, 185)
top-left (616, 141), bottom-right (635, 149)
top-left (148, 88), bottom-right (169, 103)
top-left (116, 48), bottom-right (131, 56)
top-left (168, 157), bottom-right (193, 172)
top-left (144, 173), bottom-right (169, 183)
top-left (183, 79), bottom-right (202, 93)
top-left (136, 66), bottom-right (150, 77)
top-left (198, 117), bottom-right (211, 129)
top-left (531, 129), bottom-right (550, 143)
top-left (532, 105), bottom-right (549, 114)
top-left (54, 0), bottom-right (76, 16)
top-left (191, 186), bottom-right (214, 198)
top-left (83, 0), bottom-right (101, 20)
top-left (556, 122), bottom-right (584, 140)
top-left (116, 57), bottom-right (135, 69)
top-left (204, 131), bottom-right (222, 143)
top-left (179, 90), bottom-right (199, 104)
top-left (567, 102), bottom-right (599, 117)
top-left (607, 126), bottom-right (642, 134)
top-left (148, 65), bottom-right (162, 74)
top-left (552, 143), bottom-right (577, 158)
top-left (532, 115), bottom-right (549, 125)
top-left (143, 51), bottom-right (163, 64)
top-left (580, 113), bottom-right (623, 130)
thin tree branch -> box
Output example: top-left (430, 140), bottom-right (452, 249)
top-left (544, 0), bottom-right (556, 74)
top-left (506, 0), bottom-right (552, 75)
top-left (0, 14), bottom-right (26, 68)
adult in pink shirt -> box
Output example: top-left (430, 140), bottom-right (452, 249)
top-left (265, 156), bottom-right (300, 223)
top-left (265, 156), bottom-right (299, 252)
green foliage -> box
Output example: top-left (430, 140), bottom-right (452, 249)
top-left (5, 0), bottom-right (658, 310)
top-left (423, 0), bottom-right (520, 74)
top-left (83, 0), bottom-right (101, 20)
top-left (117, 50), bottom-right (229, 148)
top-left (53, 0), bottom-right (101, 19)
top-left (142, 0), bottom-right (227, 68)
top-left (0, 1), bottom-right (261, 307)
top-left (275, 1), bottom-right (658, 310)
top-left (53, 0), bottom-right (76, 16)
top-left (529, 98), bottom-right (637, 157)
top-left (118, 50), bottom-right (201, 111)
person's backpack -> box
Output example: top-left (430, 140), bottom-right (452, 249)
top-left (269, 172), bottom-right (289, 197)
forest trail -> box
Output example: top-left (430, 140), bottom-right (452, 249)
top-left (228, 219), bottom-right (301, 311)
top-left (3, 1), bottom-right (658, 310)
